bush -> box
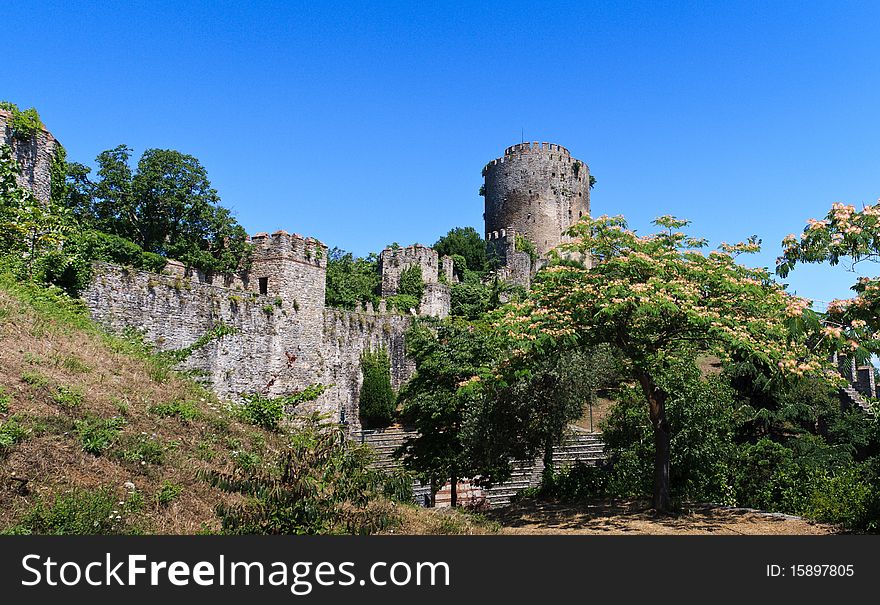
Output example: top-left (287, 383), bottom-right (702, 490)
top-left (204, 415), bottom-right (404, 534)
top-left (359, 348), bottom-right (395, 428)
top-left (113, 433), bottom-right (169, 466)
top-left (38, 230), bottom-right (167, 295)
top-left (157, 480), bottom-right (183, 507)
top-left (537, 462), bottom-right (608, 501)
top-left (237, 384), bottom-right (328, 431)
top-left (385, 294), bottom-right (420, 313)
top-left (52, 385), bottom-right (84, 410)
top-left (0, 416), bottom-right (28, 454)
top-left (397, 265), bottom-right (424, 301)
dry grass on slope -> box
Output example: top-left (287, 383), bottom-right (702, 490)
top-left (0, 279), bottom-right (290, 534)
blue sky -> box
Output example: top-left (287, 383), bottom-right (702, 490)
top-left (4, 1), bottom-right (880, 307)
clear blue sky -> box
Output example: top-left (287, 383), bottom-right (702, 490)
top-left (4, 1), bottom-right (880, 307)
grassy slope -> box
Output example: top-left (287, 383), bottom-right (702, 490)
top-left (0, 276), bottom-right (294, 533)
top-left (0, 276), bottom-right (493, 535)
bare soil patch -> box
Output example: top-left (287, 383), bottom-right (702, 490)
top-left (489, 499), bottom-right (839, 535)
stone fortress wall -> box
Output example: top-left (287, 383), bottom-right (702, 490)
top-left (378, 244), bottom-right (453, 319)
top-left (84, 229), bottom-right (420, 433)
top-left (0, 108), bottom-right (59, 204)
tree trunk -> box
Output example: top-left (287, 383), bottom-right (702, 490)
top-left (542, 437), bottom-right (555, 487)
top-left (450, 472), bottom-right (457, 508)
top-left (636, 370), bottom-right (671, 513)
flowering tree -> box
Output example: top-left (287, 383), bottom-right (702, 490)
top-left (499, 215), bottom-right (833, 511)
top-left (778, 201), bottom-right (880, 356)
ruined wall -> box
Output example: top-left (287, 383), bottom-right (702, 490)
top-left (483, 141), bottom-right (590, 259)
top-left (379, 244), bottom-right (451, 318)
top-left (420, 283), bottom-right (451, 319)
top-left (379, 245), bottom-right (440, 296)
top-left (320, 307), bottom-right (413, 431)
top-left (0, 109), bottom-right (59, 204)
top-left (84, 259), bottom-right (415, 433)
top-left (486, 229), bottom-right (532, 288)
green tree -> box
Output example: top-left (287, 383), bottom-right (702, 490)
top-left (325, 247), bottom-right (380, 309)
top-left (69, 146), bottom-right (250, 275)
top-left (359, 348), bottom-right (395, 428)
top-left (396, 318), bottom-right (503, 506)
top-left (501, 214), bottom-right (833, 511)
top-left (434, 226), bottom-right (487, 274)
top-left (778, 200), bottom-right (880, 359)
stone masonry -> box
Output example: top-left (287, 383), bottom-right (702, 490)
top-left (483, 141), bottom-right (590, 259)
top-left (378, 244), bottom-right (452, 319)
top-left (0, 108), bottom-right (59, 204)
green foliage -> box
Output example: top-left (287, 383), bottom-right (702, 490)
top-left (385, 294), bottom-right (420, 313)
top-left (0, 416), bottom-right (28, 454)
top-left (75, 415), bottom-right (126, 455)
top-left (237, 384), bottom-right (328, 431)
top-left (203, 415), bottom-right (404, 534)
top-left (0, 388), bottom-right (10, 414)
top-left (52, 385), bottom-right (84, 410)
top-left (450, 282), bottom-right (492, 319)
top-left (529, 462), bottom-right (609, 501)
top-left (434, 227), bottom-right (487, 274)
top-left (359, 348), bottom-right (395, 428)
top-left (61, 145), bottom-right (250, 276)
top-left (0, 102), bottom-right (43, 139)
top-left (148, 399), bottom-right (201, 421)
top-left (113, 433), bottom-right (169, 466)
top-left (161, 323), bottom-right (238, 364)
top-left (157, 480), bottom-right (183, 507)
top-left (18, 487), bottom-right (142, 535)
top-left (1, 145), bottom-right (71, 283)
top-left (397, 264), bottom-right (424, 300)
top-left (40, 229), bottom-right (167, 295)
top-left (514, 233), bottom-right (538, 264)
top-left (602, 367), bottom-right (739, 504)
top-left (325, 247), bottom-right (380, 309)
top-left (397, 318), bottom-right (506, 497)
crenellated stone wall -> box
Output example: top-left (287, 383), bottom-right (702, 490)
top-left (486, 228), bottom-right (533, 288)
top-left (483, 141), bottom-right (590, 259)
top-left (83, 260), bottom-right (416, 433)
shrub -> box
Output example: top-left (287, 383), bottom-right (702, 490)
top-left (537, 462), bottom-right (608, 501)
top-left (52, 385), bottom-right (84, 410)
top-left (237, 384), bottom-right (327, 431)
top-left (385, 294), bottom-right (420, 313)
top-left (359, 348), bottom-right (395, 428)
top-left (0, 416), bottom-right (28, 454)
top-left (203, 415), bottom-right (403, 534)
top-left (601, 368), bottom-right (738, 505)
top-left (113, 433), bottom-right (169, 466)
top-left (397, 265), bottom-right (424, 301)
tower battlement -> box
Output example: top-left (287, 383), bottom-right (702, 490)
top-left (249, 230), bottom-right (328, 269)
top-left (482, 141), bottom-right (590, 259)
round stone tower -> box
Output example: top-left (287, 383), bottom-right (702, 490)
top-left (482, 142), bottom-right (590, 258)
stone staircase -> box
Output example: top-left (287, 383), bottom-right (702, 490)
top-left (841, 386), bottom-right (875, 415)
top-left (482, 428), bottom-right (606, 507)
top-left (354, 425), bottom-right (606, 508)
